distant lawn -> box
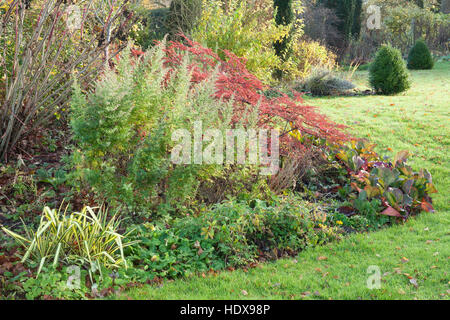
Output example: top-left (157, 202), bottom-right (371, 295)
top-left (113, 62), bottom-right (450, 300)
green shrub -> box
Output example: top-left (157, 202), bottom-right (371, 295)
top-left (273, 0), bottom-right (295, 61)
top-left (70, 43), bottom-right (236, 215)
top-left (369, 45), bottom-right (411, 95)
top-left (407, 39), bottom-right (434, 69)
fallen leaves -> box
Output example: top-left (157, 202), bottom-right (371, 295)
top-left (400, 257), bottom-right (409, 263)
top-left (380, 206), bottom-right (402, 218)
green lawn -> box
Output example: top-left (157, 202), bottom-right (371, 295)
top-left (113, 62), bottom-right (450, 300)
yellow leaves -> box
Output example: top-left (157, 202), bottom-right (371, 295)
top-left (192, 0), bottom-right (288, 83)
top-left (0, 0), bottom-right (14, 11)
top-left (144, 223), bottom-right (156, 232)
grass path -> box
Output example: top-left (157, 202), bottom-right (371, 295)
top-left (114, 62), bottom-right (450, 300)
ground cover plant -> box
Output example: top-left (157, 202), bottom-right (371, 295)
top-left (0, 0), bottom-right (447, 301)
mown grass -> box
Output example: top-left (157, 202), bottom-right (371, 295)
top-left (113, 62), bottom-right (450, 300)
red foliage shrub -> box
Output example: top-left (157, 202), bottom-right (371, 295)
top-left (132, 36), bottom-right (349, 157)
top-left (161, 36), bottom-right (349, 155)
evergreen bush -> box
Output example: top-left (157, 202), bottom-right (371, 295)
top-left (407, 39), bottom-right (434, 70)
top-left (369, 45), bottom-right (411, 95)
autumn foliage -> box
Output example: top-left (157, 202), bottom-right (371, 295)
top-left (159, 36), bottom-right (349, 156)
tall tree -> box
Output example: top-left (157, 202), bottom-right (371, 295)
top-left (273, 0), bottom-right (294, 58)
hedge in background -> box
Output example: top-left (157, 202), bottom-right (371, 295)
top-left (369, 45), bottom-right (411, 95)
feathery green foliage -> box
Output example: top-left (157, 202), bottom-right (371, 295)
top-left (70, 43), bottom-right (235, 216)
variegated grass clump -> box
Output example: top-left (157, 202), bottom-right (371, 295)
top-left (1, 206), bottom-right (137, 274)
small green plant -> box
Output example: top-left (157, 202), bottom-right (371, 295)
top-left (22, 267), bottom-right (87, 300)
top-left (369, 45), bottom-right (411, 95)
top-left (1, 206), bottom-right (136, 274)
top-left (407, 39), bottom-right (434, 70)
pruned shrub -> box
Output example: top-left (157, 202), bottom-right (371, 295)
top-left (369, 45), bottom-right (411, 95)
top-left (407, 39), bottom-right (434, 70)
